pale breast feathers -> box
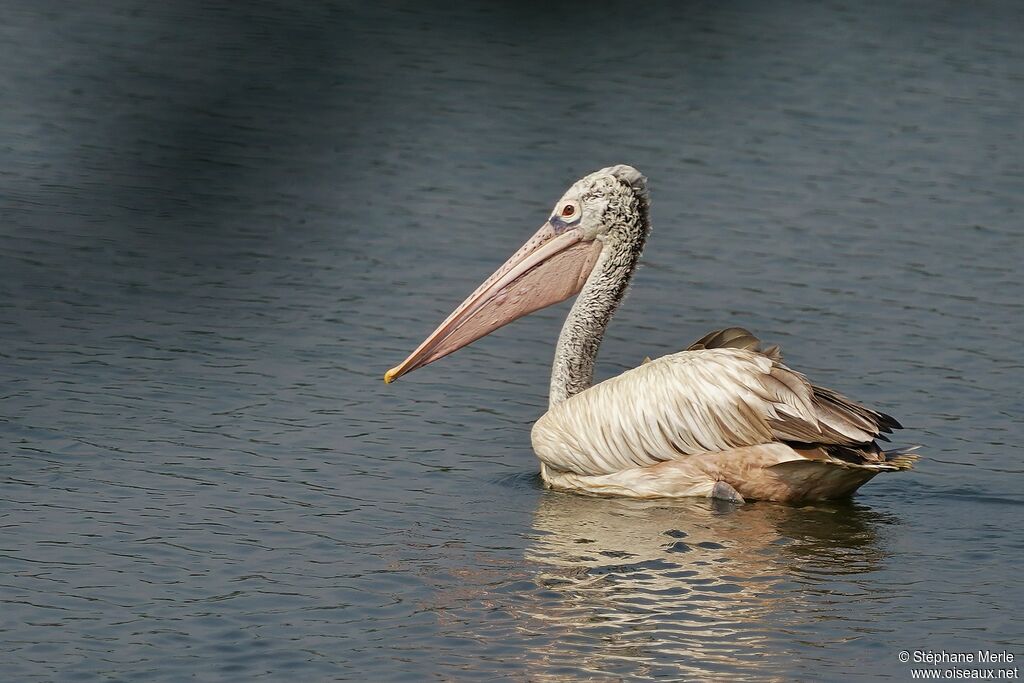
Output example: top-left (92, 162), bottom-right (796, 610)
top-left (531, 348), bottom-right (895, 476)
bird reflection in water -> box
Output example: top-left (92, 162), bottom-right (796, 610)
top-left (518, 491), bottom-right (897, 680)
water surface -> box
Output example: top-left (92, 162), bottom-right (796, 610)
top-left (2, 0), bottom-right (1023, 680)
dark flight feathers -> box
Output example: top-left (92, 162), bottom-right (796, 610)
top-left (688, 327), bottom-right (908, 468)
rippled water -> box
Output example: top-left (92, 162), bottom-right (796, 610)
top-left (3, 1), bottom-right (1023, 680)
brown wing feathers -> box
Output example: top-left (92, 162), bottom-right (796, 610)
top-left (687, 327), bottom-right (782, 362)
top-left (691, 328), bottom-right (903, 466)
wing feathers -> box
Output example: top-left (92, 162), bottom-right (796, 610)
top-left (532, 337), bottom-right (903, 477)
top-left (693, 328), bottom-right (899, 445)
top-left (688, 326), bottom-right (783, 362)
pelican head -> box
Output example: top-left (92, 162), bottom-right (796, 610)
top-left (385, 165), bottom-right (650, 383)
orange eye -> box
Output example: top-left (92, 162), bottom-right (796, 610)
top-left (561, 204), bottom-right (576, 218)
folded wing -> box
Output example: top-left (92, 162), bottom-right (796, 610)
top-left (532, 329), bottom-right (901, 476)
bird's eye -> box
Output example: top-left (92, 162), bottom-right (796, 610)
top-left (561, 204), bottom-right (576, 218)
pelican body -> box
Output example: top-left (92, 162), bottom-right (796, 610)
top-left (385, 166), bottom-right (917, 503)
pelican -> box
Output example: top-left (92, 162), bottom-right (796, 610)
top-left (385, 165), bottom-right (917, 503)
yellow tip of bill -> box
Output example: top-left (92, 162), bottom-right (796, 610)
top-left (384, 367), bottom-right (399, 384)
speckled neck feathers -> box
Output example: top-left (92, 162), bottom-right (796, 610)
top-left (549, 175), bottom-right (650, 408)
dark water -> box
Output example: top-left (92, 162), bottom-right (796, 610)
top-left (2, 1), bottom-right (1023, 680)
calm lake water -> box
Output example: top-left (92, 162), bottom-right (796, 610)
top-left (2, 1), bottom-right (1023, 680)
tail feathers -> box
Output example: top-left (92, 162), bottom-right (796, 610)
top-left (833, 445), bottom-right (920, 472)
top-left (882, 445), bottom-right (921, 471)
top-left (790, 444), bottom-right (921, 472)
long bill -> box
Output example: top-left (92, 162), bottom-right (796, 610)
top-left (384, 223), bottom-right (603, 383)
